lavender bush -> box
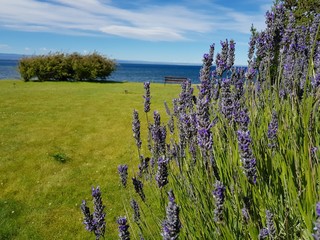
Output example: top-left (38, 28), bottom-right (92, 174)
top-left (81, 2), bottom-right (320, 239)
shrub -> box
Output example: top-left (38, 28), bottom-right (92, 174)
top-left (18, 52), bottom-right (116, 82)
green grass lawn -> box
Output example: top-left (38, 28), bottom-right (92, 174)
top-left (0, 80), bottom-right (181, 239)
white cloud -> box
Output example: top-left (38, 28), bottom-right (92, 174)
top-left (0, 44), bottom-right (10, 49)
top-left (0, 0), bottom-right (270, 41)
top-left (100, 25), bottom-right (185, 41)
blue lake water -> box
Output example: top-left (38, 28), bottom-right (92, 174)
top-left (0, 60), bottom-right (21, 80)
top-left (0, 59), bottom-right (204, 84)
top-left (110, 63), bottom-right (203, 83)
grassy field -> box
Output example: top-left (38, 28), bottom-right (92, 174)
top-left (0, 80), bottom-right (181, 239)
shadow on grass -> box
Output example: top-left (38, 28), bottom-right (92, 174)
top-left (0, 199), bottom-right (40, 239)
top-left (27, 79), bottom-right (125, 84)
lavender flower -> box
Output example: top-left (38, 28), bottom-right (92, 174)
top-left (220, 39), bottom-right (229, 63)
top-left (179, 79), bottom-right (194, 113)
top-left (200, 44), bottom-right (214, 82)
top-left (236, 109), bottom-right (250, 130)
top-left (117, 216), bottom-right (130, 240)
top-left (266, 210), bottom-right (276, 238)
top-left (155, 157), bottom-right (169, 188)
top-left (163, 102), bottom-right (175, 134)
top-left (280, 12), bottom-right (295, 55)
top-left (81, 200), bottom-right (95, 232)
top-left (282, 52), bottom-right (294, 95)
top-left (151, 111), bottom-right (167, 156)
top-left (138, 156), bottom-right (150, 177)
top-left (92, 187), bottom-right (106, 239)
top-left (215, 53), bottom-right (226, 77)
top-left (220, 78), bottom-right (234, 122)
top-left (227, 39), bottom-right (236, 69)
top-left (132, 110), bottom-right (142, 149)
top-left (80, 187), bottom-right (106, 239)
top-left (118, 164), bottom-right (128, 187)
top-left (313, 202), bottom-right (320, 240)
top-left (143, 82), bottom-right (151, 113)
top-left (255, 31), bottom-right (269, 61)
top-left (180, 112), bottom-right (198, 163)
top-left (274, 4), bottom-right (285, 35)
top-left (215, 39), bottom-right (228, 76)
top-left (132, 177), bottom-right (145, 201)
top-left (212, 181), bottom-right (226, 222)
top-left (167, 115), bottom-right (175, 134)
top-left (311, 74), bottom-right (320, 92)
top-left (197, 47), bottom-right (215, 160)
top-left (161, 190), bottom-right (181, 240)
top-left (310, 14), bottom-right (320, 47)
top-left (248, 29), bottom-right (256, 62)
top-left (259, 228), bottom-right (269, 239)
top-left (197, 125), bottom-right (213, 152)
top-left (173, 98), bottom-right (179, 116)
top-left (130, 199), bottom-right (140, 223)
top-left (237, 130), bottom-right (257, 184)
top-left (268, 111), bottom-right (278, 149)
top-left (241, 207), bottom-right (250, 223)
top-left (265, 10), bottom-right (275, 29)
top-left (258, 59), bottom-right (267, 83)
top-left (245, 62), bottom-right (256, 81)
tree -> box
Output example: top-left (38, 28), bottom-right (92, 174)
top-left (281, 0), bottom-right (320, 25)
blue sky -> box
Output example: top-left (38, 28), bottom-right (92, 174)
top-left (0, 0), bottom-right (273, 65)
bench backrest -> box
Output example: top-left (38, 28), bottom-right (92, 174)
top-left (164, 76), bottom-right (189, 84)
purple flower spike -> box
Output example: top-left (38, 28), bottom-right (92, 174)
top-left (92, 187), bottom-right (106, 239)
top-left (118, 164), bottom-right (128, 187)
top-left (130, 199), bottom-right (140, 223)
top-left (312, 74), bottom-right (320, 91)
top-left (220, 78), bottom-right (234, 122)
top-left (268, 111), bottom-right (278, 149)
top-left (155, 157), bottom-right (169, 188)
top-left (132, 177), bottom-right (146, 202)
top-left (266, 210), bottom-right (276, 238)
top-left (161, 190), bottom-right (181, 240)
top-left (117, 216), bottom-right (130, 240)
top-left (237, 130), bottom-right (257, 184)
top-left (143, 82), bottom-right (151, 113)
top-left (227, 39), bottom-right (236, 69)
top-left (80, 200), bottom-right (95, 232)
top-left (248, 33), bottom-right (256, 62)
top-left (212, 181), bottom-right (226, 222)
top-left (259, 228), bottom-right (269, 239)
top-left (151, 111), bottom-right (167, 156)
top-left (132, 110), bottom-right (142, 149)
top-left (80, 187), bottom-right (106, 239)
top-left (245, 62), bottom-right (256, 81)
top-left (241, 207), bottom-right (250, 223)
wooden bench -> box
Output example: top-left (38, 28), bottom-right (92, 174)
top-left (164, 76), bottom-right (189, 84)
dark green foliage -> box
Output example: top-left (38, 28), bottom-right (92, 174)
top-left (281, 0), bottom-right (320, 25)
top-left (18, 52), bottom-right (116, 82)
top-left (51, 152), bottom-right (69, 163)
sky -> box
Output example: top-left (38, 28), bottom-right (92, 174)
top-left (0, 0), bottom-right (273, 65)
